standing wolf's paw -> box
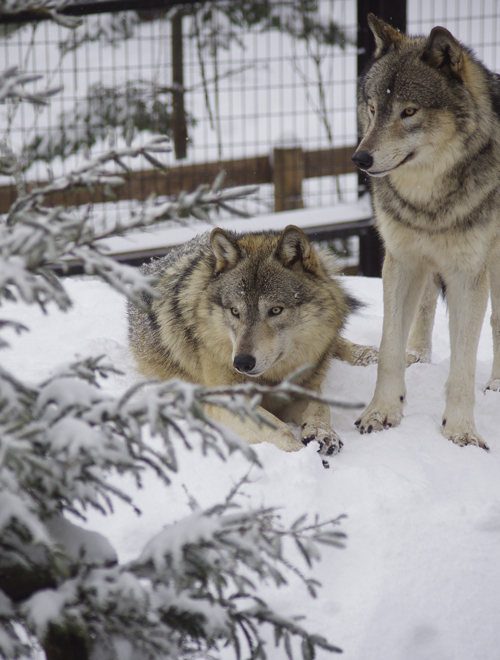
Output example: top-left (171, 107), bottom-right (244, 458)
top-left (301, 421), bottom-right (343, 468)
top-left (442, 424), bottom-right (489, 452)
top-left (355, 402), bottom-right (403, 435)
top-left (406, 348), bottom-right (431, 366)
top-left (484, 378), bottom-right (500, 392)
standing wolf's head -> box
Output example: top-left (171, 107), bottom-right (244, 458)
top-left (352, 14), bottom-right (495, 179)
top-left (207, 225), bottom-right (353, 381)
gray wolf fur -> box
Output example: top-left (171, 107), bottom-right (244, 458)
top-left (128, 225), bottom-right (376, 454)
top-left (352, 14), bottom-right (500, 450)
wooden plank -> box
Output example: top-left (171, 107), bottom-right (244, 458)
top-left (304, 146), bottom-right (358, 178)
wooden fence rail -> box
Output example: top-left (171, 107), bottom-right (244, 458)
top-left (0, 145), bottom-right (358, 215)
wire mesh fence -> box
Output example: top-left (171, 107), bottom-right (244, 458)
top-left (0, 2), bottom-right (359, 227)
top-left (1, 0), bottom-right (499, 239)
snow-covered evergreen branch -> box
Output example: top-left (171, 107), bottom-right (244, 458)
top-left (1, 358), bottom-right (345, 659)
top-left (15, 480), bottom-right (344, 660)
top-left (1, 140), bottom-right (257, 318)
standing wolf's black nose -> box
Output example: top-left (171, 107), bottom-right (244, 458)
top-left (351, 151), bottom-right (374, 171)
top-left (234, 354), bottom-right (256, 373)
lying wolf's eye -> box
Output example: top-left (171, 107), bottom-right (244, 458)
top-left (230, 308), bottom-right (240, 317)
top-left (368, 104), bottom-right (375, 115)
top-left (269, 307), bottom-right (283, 316)
top-left (402, 107), bottom-right (417, 118)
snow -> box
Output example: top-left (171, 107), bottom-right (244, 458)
top-left (45, 516), bottom-right (117, 568)
top-left (23, 581), bottom-right (78, 638)
top-left (99, 197), bottom-right (373, 258)
top-left (2, 272), bottom-right (500, 660)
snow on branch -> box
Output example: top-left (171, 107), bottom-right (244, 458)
top-left (19, 481), bottom-right (344, 660)
top-left (1, 139), bottom-right (257, 320)
top-left (0, 66), bottom-right (61, 106)
top-left (1, 358), bottom-right (345, 658)
top-left (25, 81), bottom-right (188, 163)
top-left (0, 0), bottom-right (82, 28)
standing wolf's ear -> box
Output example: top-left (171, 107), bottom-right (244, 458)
top-left (422, 27), bottom-right (464, 79)
top-left (211, 228), bottom-right (241, 274)
top-left (367, 13), bottom-right (403, 58)
top-left (276, 225), bottom-right (322, 274)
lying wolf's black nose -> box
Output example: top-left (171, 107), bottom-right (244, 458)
top-left (351, 151), bottom-right (373, 171)
top-left (234, 354), bottom-right (256, 373)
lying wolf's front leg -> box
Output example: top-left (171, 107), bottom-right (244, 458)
top-left (442, 270), bottom-right (489, 450)
top-left (356, 253), bottom-right (426, 434)
top-left (300, 401), bottom-right (343, 465)
top-left (278, 397), bottom-right (342, 463)
top-left (335, 337), bottom-right (378, 366)
top-left (206, 403), bottom-right (304, 452)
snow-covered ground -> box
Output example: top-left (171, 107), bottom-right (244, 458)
top-left (2, 270), bottom-right (500, 660)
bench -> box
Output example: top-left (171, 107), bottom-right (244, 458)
top-left (92, 195), bottom-right (382, 277)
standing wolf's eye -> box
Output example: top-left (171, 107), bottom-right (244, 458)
top-left (269, 307), bottom-right (283, 316)
top-left (230, 308), bottom-right (239, 317)
top-left (368, 103), bottom-right (376, 115)
top-left (402, 107), bottom-right (417, 118)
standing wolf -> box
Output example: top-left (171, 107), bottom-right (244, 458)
top-left (352, 14), bottom-right (500, 450)
top-left (128, 225), bottom-right (374, 455)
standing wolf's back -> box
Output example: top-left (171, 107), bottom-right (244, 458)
top-left (127, 232), bottom-right (215, 381)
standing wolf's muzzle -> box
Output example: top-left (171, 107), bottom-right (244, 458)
top-left (351, 151), bottom-right (374, 171)
top-left (234, 353), bottom-right (256, 373)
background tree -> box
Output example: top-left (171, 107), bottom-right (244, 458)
top-left (1, 0), bottom-right (351, 166)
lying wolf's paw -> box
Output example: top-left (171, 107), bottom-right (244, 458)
top-left (277, 433), bottom-right (306, 452)
top-left (484, 378), bottom-right (500, 392)
top-left (355, 403), bottom-right (403, 435)
top-left (442, 425), bottom-right (489, 452)
top-left (350, 344), bottom-right (379, 367)
top-left (301, 421), bottom-right (343, 467)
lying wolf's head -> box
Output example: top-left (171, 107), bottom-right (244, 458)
top-left (208, 225), bottom-right (350, 380)
top-left (352, 13), bottom-right (491, 178)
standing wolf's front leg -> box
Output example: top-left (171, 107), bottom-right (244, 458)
top-left (406, 271), bottom-right (441, 365)
top-left (356, 252), bottom-right (426, 434)
top-left (442, 269), bottom-right (489, 450)
top-left (485, 241), bottom-right (500, 392)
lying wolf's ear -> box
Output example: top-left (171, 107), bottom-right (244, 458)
top-left (211, 228), bottom-right (241, 274)
top-left (276, 225), bottom-right (322, 274)
top-left (422, 27), bottom-right (464, 79)
top-left (367, 13), bottom-right (403, 58)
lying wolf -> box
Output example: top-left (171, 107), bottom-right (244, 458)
top-left (352, 14), bottom-right (500, 450)
top-left (128, 225), bottom-right (375, 456)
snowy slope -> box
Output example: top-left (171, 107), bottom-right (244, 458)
top-left (2, 274), bottom-right (500, 660)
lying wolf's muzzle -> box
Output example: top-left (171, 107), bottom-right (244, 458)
top-left (234, 353), bottom-right (256, 374)
top-left (351, 151), bottom-right (374, 171)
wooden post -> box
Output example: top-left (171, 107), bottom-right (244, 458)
top-left (273, 146), bottom-right (304, 212)
top-left (355, 0), bottom-right (406, 276)
top-left (171, 10), bottom-right (188, 160)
